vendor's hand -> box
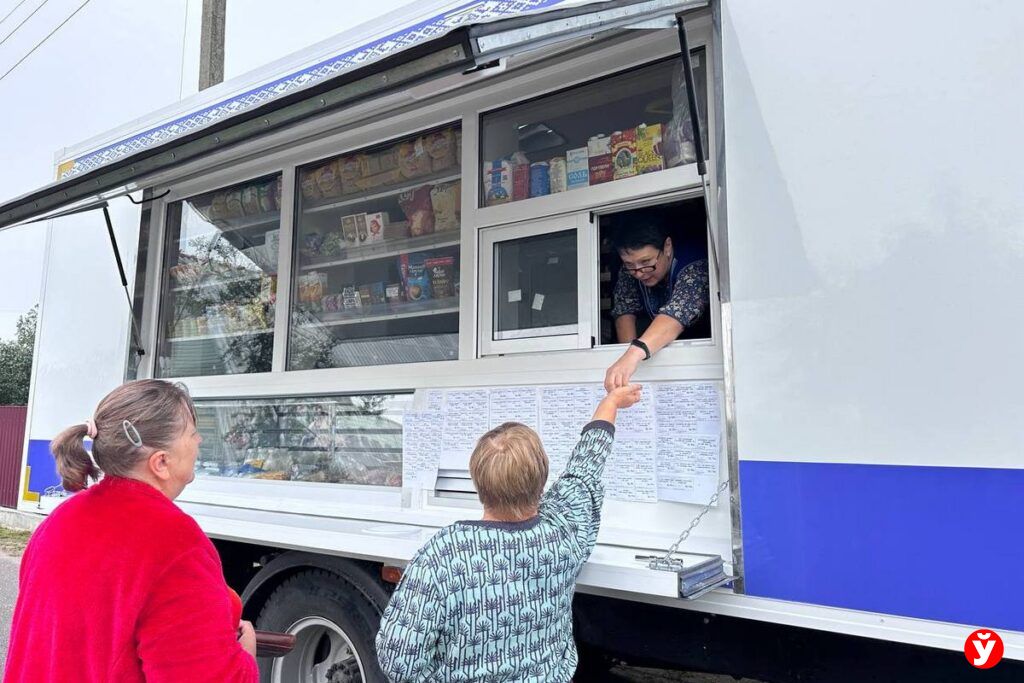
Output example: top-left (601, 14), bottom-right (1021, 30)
top-left (604, 347), bottom-right (644, 392)
top-left (238, 620), bottom-right (257, 658)
top-left (605, 384), bottom-right (642, 410)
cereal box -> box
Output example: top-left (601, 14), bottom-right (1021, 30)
top-left (635, 123), bottom-right (664, 174)
top-left (611, 129), bottom-right (638, 180)
top-left (365, 212), bottom-right (387, 243)
top-left (483, 160), bottom-right (512, 206)
top-left (587, 135), bottom-right (613, 185)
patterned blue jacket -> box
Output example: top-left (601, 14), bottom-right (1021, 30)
top-left (375, 420), bottom-right (615, 682)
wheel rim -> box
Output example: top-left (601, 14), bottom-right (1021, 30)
top-left (270, 616), bottom-right (365, 683)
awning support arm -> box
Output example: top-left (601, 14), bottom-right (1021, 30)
top-left (101, 206), bottom-right (145, 358)
top-left (127, 189), bottom-right (170, 205)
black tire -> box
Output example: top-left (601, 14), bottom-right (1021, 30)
top-left (256, 568), bottom-right (388, 683)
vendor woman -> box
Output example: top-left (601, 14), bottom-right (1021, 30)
top-left (604, 222), bottom-right (710, 391)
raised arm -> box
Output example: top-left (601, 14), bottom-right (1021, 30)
top-left (540, 385), bottom-right (642, 559)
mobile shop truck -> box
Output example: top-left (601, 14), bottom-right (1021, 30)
top-left (2, 1), bottom-right (1021, 680)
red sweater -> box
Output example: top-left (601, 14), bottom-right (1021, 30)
top-left (3, 476), bottom-right (258, 683)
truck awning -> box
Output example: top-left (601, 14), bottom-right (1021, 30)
top-left (0, 0), bottom-right (704, 231)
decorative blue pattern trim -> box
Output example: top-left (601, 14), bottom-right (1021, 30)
top-left (61, 0), bottom-right (572, 179)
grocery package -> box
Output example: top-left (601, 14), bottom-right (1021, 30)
top-left (400, 252), bottom-right (432, 301)
top-left (385, 282), bottom-right (404, 305)
top-left (385, 220), bottom-right (411, 240)
top-left (358, 285), bottom-right (373, 309)
top-left (398, 185), bottom-right (435, 236)
top-left (322, 293), bottom-right (343, 313)
top-left (241, 185), bottom-right (260, 215)
top-left (369, 282), bottom-right (386, 305)
top-left (225, 189), bottom-right (244, 218)
top-left (300, 169), bottom-right (322, 201)
top-left (549, 157), bottom-right (567, 193)
top-left (566, 147), bottom-right (589, 190)
top-left (258, 274), bottom-right (277, 305)
top-left (210, 193), bottom-right (229, 220)
top-left (355, 213), bottom-right (369, 243)
top-left (425, 128), bottom-right (457, 172)
top-left (316, 160), bottom-right (342, 198)
top-left (339, 155), bottom-right (362, 193)
top-left (264, 229), bottom-right (280, 265)
top-left (588, 135), bottom-right (613, 184)
top-left (365, 212), bottom-right (388, 243)
top-left (611, 129), bottom-right (638, 180)
top-left (257, 181), bottom-right (275, 213)
top-left (320, 230), bottom-right (344, 257)
top-left (341, 214), bottom-right (360, 245)
top-left (430, 181), bottom-right (460, 232)
top-left (342, 285), bottom-right (362, 311)
top-left (510, 152), bottom-right (530, 201)
top-left (529, 162), bottom-right (550, 198)
top-left (483, 159), bottom-right (513, 205)
top-left (426, 256), bottom-right (456, 299)
top-left (398, 138), bottom-right (432, 179)
top-left (635, 123), bottom-right (664, 174)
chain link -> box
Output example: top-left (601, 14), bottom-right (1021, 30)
top-left (660, 479), bottom-right (730, 562)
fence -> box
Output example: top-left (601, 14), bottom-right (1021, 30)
top-left (0, 406), bottom-right (27, 508)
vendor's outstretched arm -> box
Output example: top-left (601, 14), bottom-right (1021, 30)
top-left (605, 314), bottom-right (682, 391)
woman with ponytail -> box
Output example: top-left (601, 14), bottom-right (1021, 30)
top-left (3, 380), bottom-right (258, 683)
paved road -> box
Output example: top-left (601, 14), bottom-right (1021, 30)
top-left (0, 553), bottom-right (17, 670)
top-left (0, 550), bottom-right (748, 681)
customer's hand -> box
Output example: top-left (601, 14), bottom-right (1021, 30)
top-left (238, 620), bottom-right (257, 658)
top-left (605, 384), bottom-right (643, 410)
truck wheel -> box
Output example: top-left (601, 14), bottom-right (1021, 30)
top-left (256, 569), bottom-right (387, 683)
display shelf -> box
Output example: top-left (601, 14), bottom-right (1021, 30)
top-left (170, 272), bottom-right (267, 292)
top-left (300, 232), bottom-right (459, 270)
top-left (302, 171), bottom-right (460, 215)
top-left (193, 212), bottom-right (280, 234)
top-left (297, 297), bottom-right (459, 328)
top-left (166, 328), bottom-right (272, 342)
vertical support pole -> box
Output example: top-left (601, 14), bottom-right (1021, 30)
top-left (198, 0), bottom-right (226, 91)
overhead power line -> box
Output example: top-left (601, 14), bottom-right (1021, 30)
top-left (0, 0), bottom-right (90, 86)
top-left (0, 0), bottom-right (32, 28)
top-left (0, 0), bottom-right (50, 48)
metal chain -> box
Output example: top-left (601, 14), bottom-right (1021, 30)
top-left (660, 479), bottom-right (730, 561)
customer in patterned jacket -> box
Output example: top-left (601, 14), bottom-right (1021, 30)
top-left (376, 384), bottom-right (642, 682)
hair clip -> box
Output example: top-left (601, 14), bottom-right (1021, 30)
top-left (122, 420), bottom-right (143, 448)
top-left (83, 419), bottom-right (98, 440)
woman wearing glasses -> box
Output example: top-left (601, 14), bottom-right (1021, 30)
top-left (604, 222), bottom-right (709, 391)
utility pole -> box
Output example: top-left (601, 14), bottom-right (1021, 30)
top-left (198, 0), bottom-right (226, 90)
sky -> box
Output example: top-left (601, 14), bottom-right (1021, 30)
top-left (0, 0), bottom-right (417, 338)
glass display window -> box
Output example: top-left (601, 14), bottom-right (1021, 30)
top-left (156, 174), bottom-right (282, 377)
top-left (193, 393), bottom-right (412, 487)
top-left (288, 125), bottom-right (462, 369)
top-left (480, 51), bottom-right (707, 208)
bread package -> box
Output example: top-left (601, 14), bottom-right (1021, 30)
top-left (397, 138), bottom-right (432, 179)
top-left (430, 181), bottom-right (460, 232)
top-left (425, 128), bottom-right (457, 172)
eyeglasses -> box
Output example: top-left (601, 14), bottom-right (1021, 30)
top-left (622, 250), bottom-right (663, 276)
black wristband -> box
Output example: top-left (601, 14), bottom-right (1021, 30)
top-left (630, 338), bottom-right (651, 361)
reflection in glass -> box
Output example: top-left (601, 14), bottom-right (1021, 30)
top-left (288, 125), bottom-right (462, 369)
top-left (194, 393), bottom-right (411, 486)
top-left (480, 51), bottom-right (708, 207)
top-left (493, 229), bottom-right (578, 340)
top-left (157, 175), bottom-right (281, 377)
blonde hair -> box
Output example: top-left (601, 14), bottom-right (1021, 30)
top-left (51, 380), bottom-right (197, 492)
top-left (469, 422), bottom-right (549, 519)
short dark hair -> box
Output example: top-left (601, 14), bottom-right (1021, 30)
top-left (612, 222), bottom-right (669, 253)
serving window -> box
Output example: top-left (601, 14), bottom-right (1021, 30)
top-left (288, 124), bottom-right (462, 370)
top-left (479, 51), bottom-right (707, 208)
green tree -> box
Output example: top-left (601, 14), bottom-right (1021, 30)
top-left (0, 306), bottom-right (37, 405)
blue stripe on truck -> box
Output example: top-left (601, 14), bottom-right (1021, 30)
top-left (740, 460), bottom-right (1024, 632)
top-left (26, 439), bottom-right (61, 495)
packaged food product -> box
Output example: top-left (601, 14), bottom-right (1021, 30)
top-left (635, 123), bottom-right (664, 174)
top-left (397, 138), bottom-right (432, 179)
top-left (309, 272), bottom-right (327, 311)
top-left (386, 220), bottom-right (411, 240)
top-left (611, 128), bottom-right (638, 180)
top-left (385, 282), bottom-right (404, 305)
top-left (257, 182), bottom-right (274, 213)
top-left (426, 256), bottom-right (456, 299)
top-left (483, 159), bottom-right (512, 206)
top-left (400, 252), bottom-right (432, 302)
top-left (549, 157), bottom-right (567, 193)
top-left (210, 192), bottom-right (229, 220)
top-left (316, 160), bottom-right (342, 198)
top-left (587, 135), bottom-right (613, 185)
top-left (365, 212), bottom-right (387, 243)
top-left (354, 213), bottom-right (369, 243)
top-left (358, 285), bottom-right (373, 309)
top-left (264, 229), bottom-right (280, 265)
top-left (566, 147), bottom-right (589, 190)
top-left (323, 293), bottom-right (342, 313)
top-left (377, 147), bottom-right (399, 172)
top-left (271, 176), bottom-right (282, 210)
top-left (225, 189), bottom-right (245, 218)
top-left (369, 282), bottom-right (386, 305)
top-left (511, 152), bottom-right (530, 201)
top-left (259, 274), bottom-right (277, 305)
top-left (240, 185), bottom-right (258, 216)
top-left (398, 186), bottom-right (435, 236)
top-left (300, 170), bottom-right (322, 201)
top-left (529, 161), bottom-right (550, 198)
top-left (320, 230), bottom-right (343, 257)
top-left (358, 153), bottom-right (381, 178)
top-left (342, 285), bottom-right (362, 311)
top-left (304, 232), bottom-right (324, 257)
top-left (425, 128), bottom-right (456, 172)
top-left (430, 181), bottom-right (460, 232)
top-left (341, 214), bottom-right (360, 245)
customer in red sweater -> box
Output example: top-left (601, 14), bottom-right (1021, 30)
top-left (3, 380), bottom-right (258, 683)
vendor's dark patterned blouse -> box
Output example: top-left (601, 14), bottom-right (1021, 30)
top-left (375, 422), bottom-right (615, 682)
top-left (611, 258), bottom-right (710, 329)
